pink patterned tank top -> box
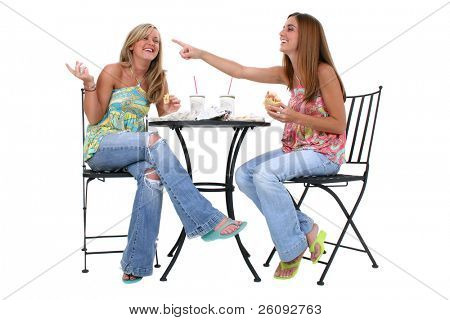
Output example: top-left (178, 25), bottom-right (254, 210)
top-left (281, 85), bottom-right (346, 164)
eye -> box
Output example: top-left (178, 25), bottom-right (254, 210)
top-left (143, 36), bottom-right (148, 40)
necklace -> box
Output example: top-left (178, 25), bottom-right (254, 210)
top-left (295, 74), bottom-right (301, 85)
top-left (129, 66), bottom-right (145, 86)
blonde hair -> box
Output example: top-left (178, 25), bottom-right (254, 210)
top-left (119, 23), bottom-right (166, 104)
top-left (283, 13), bottom-right (345, 102)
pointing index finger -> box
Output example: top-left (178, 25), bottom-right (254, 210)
top-left (172, 39), bottom-right (186, 47)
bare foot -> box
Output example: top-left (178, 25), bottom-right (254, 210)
top-left (122, 273), bottom-right (140, 281)
top-left (274, 253), bottom-right (304, 278)
top-left (214, 217), bottom-right (242, 235)
top-left (306, 224), bottom-right (320, 262)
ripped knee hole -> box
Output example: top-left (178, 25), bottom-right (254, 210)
top-left (147, 133), bottom-right (161, 147)
top-left (144, 169), bottom-right (160, 180)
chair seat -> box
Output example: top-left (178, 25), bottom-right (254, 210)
top-left (83, 168), bottom-right (132, 178)
top-left (287, 174), bottom-right (364, 184)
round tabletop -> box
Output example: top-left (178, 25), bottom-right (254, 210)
top-left (148, 120), bottom-right (271, 128)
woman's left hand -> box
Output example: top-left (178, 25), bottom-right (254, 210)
top-left (164, 95), bottom-right (181, 114)
top-left (265, 102), bottom-right (298, 123)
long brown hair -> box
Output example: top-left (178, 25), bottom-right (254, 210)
top-left (119, 23), bottom-right (166, 104)
top-left (283, 13), bottom-right (345, 102)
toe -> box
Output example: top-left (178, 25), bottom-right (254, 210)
top-left (284, 268), bottom-right (292, 278)
top-left (220, 222), bottom-right (240, 235)
top-left (311, 243), bottom-right (320, 261)
top-left (274, 264), bottom-right (282, 277)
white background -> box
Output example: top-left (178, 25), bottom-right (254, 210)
top-left (0, 0), bottom-right (449, 318)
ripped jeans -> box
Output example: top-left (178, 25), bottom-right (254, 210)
top-left (86, 130), bottom-right (226, 277)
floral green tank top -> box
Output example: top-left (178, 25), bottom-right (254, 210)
top-left (83, 85), bottom-right (149, 161)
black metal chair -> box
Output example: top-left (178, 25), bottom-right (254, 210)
top-left (263, 86), bottom-right (383, 285)
top-left (80, 88), bottom-right (160, 273)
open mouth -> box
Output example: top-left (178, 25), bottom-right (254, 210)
top-left (144, 48), bottom-right (154, 53)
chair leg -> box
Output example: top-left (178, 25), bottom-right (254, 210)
top-left (82, 177), bottom-right (94, 274)
top-left (314, 183), bottom-right (378, 285)
top-left (296, 184), bottom-right (310, 209)
top-left (263, 247), bottom-right (277, 267)
top-left (154, 247), bottom-right (161, 268)
top-left (347, 215), bottom-right (378, 269)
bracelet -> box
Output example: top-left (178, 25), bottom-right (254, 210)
top-left (84, 83), bottom-right (96, 92)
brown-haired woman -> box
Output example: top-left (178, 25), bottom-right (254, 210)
top-left (173, 13), bottom-right (346, 280)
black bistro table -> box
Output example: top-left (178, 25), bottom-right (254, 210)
top-left (148, 119), bottom-right (270, 282)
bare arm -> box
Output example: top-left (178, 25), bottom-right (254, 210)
top-left (66, 62), bottom-right (115, 125)
top-left (312, 64), bottom-right (346, 133)
top-left (84, 66), bottom-right (116, 124)
top-left (172, 39), bottom-right (287, 85)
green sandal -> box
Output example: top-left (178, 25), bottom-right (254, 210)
top-left (309, 230), bottom-right (326, 264)
top-left (201, 218), bottom-right (247, 242)
top-left (273, 257), bottom-right (302, 280)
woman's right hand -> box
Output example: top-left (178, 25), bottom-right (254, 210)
top-left (172, 39), bottom-right (203, 60)
top-left (65, 61), bottom-right (95, 86)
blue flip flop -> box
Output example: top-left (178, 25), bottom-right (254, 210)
top-left (201, 218), bottom-right (247, 242)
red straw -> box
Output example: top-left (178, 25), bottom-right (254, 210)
top-left (193, 76), bottom-right (198, 94)
top-left (227, 77), bottom-right (233, 95)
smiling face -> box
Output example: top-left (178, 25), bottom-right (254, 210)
top-left (279, 16), bottom-right (299, 55)
top-left (129, 28), bottom-right (160, 61)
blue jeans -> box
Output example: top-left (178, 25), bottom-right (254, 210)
top-left (235, 149), bottom-right (340, 262)
top-left (87, 131), bottom-right (226, 277)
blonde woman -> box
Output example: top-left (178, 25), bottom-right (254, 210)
top-left (174, 13), bottom-right (346, 279)
top-left (66, 24), bottom-right (247, 284)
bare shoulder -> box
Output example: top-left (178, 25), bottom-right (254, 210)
top-left (318, 63), bottom-right (344, 101)
top-left (101, 63), bottom-right (122, 78)
top-left (97, 63), bottom-right (123, 88)
top-left (318, 63), bottom-right (336, 80)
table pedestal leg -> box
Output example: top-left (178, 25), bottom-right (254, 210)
top-left (162, 126), bottom-right (261, 282)
top-left (225, 128), bottom-right (261, 282)
top-left (160, 229), bottom-right (186, 281)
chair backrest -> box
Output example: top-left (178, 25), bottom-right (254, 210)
top-left (344, 86), bottom-right (382, 165)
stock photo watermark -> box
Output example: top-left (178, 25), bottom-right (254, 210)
top-left (155, 126), bottom-right (288, 175)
